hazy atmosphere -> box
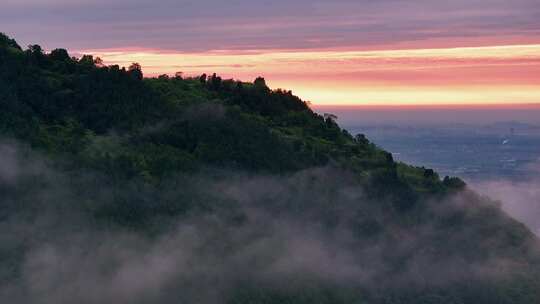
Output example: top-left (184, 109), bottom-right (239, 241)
top-left (316, 106), bottom-right (540, 236)
top-left (2, 1), bottom-right (540, 303)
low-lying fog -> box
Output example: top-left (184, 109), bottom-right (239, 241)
top-left (320, 106), bottom-right (540, 235)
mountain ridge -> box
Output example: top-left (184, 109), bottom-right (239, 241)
top-left (1, 33), bottom-right (540, 304)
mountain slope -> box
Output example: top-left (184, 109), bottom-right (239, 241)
top-left (1, 33), bottom-right (540, 304)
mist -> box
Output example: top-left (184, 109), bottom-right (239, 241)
top-left (472, 162), bottom-right (540, 236)
top-left (1, 140), bottom-right (538, 304)
top-left (323, 109), bottom-right (540, 239)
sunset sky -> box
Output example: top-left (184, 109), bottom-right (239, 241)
top-left (2, 0), bottom-right (539, 105)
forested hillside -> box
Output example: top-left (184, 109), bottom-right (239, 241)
top-left (1, 33), bottom-right (540, 304)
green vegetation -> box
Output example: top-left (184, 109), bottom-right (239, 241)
top-left (0, 33), bottom-right (456, 195)
top-left (1, 33), bottom-right (540, 303)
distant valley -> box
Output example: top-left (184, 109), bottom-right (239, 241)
top-left (343, 122), bottom-right (540, 181)
top-left (332, 114), bottom-right (540, 236)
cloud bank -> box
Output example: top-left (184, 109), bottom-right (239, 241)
top-left (1, 0), bottom-right (539, 52)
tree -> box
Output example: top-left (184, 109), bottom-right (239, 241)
top-left (94, 57), bottom-right (104, 67)
top-left (254, 77), bottom-right (268, 90)
top-left (128, 62), bottom-right (143, 80)
top-left (28, 44), bottom-right (44, 55)
top-left (424, 168), bottom-right (435, 178)
top-left (26, 44), bottom-right (46, 65)
top-left (443, 176), bottom-right (466, 189)
top-left (49, 48), bottom-right (71, 61)
top-left (323, 113), bottom-right (338, 121)
top-left (209, 73), bottom-right (222, 90)
top-left (385, 152), bottom-right (394, 163)
top-left (199, 73), bottom-right (207, 84)
top-left (355, 134), bottom-right (369, 145)
top-left (0, 32), bottom-right (21, 50)
top-left (79, 55), bottom-right (95, 66)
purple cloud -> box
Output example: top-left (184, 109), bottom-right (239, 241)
top-left (1, 0), bottom-right (539, 51)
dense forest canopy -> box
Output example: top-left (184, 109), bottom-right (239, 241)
top-left (1, 33), bottom-right (540, 304)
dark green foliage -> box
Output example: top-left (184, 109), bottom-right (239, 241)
top-left (49, 48), bottom-right (71, 62)
top-left (0, 35), bottom-right (369, 177)
top-left (0, 32), bottom-right (21, 50)
top-left (128, 62), bottom-right (143, 80)
top-left (0, 43), bottom-right (168, 136)
top-left (2, 34), bottom-right (540, 303)
top-left (253, 76), bottom-right (269, 90)
top-left (443, 175), bottom-right (467, 189)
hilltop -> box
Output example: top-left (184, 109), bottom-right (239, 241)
top-left (1, 33), bottom-right (540, 303)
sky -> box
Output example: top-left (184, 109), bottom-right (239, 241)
top-left (2, 0), bottom-right (540, 105)
top-left (315, 104), bottom-right (540, 125)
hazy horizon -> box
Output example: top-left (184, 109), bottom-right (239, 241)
top-left (314, 104), bottom-right (540, 125)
